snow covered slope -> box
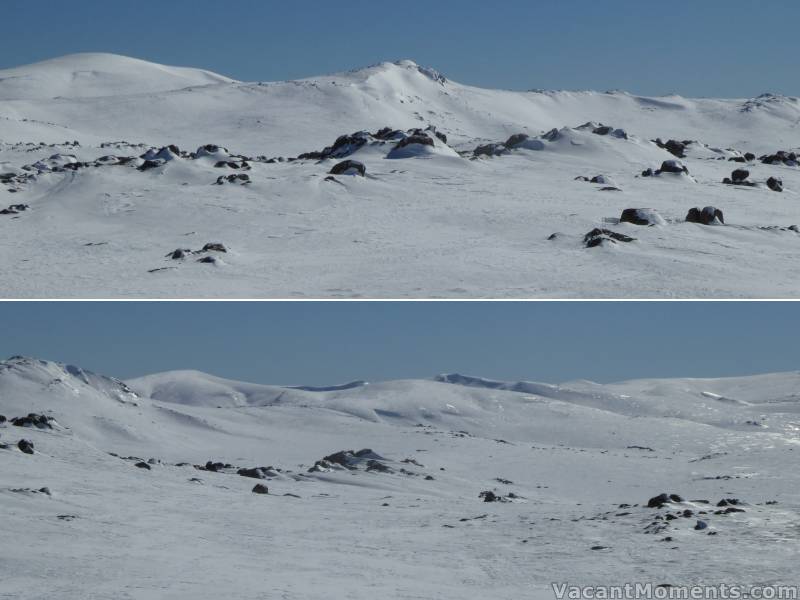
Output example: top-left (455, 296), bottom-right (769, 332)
top-left (2, 356), bottom-right (799, 598)
top-left (1, 54), bottom-right (800, 297)
top-left (0, 53), bottom-right (235, 101)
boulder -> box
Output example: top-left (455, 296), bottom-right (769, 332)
top-left (647, 493), bottom-right (683, 508)
top-left (252, 484), bottom-right (269, 494)
top-left (686, 206), bottom-right (724, 225)
top-left (504, 133), bottom-right (529, 148)
top-left (137, 159), bottom-right (164, 172)
top-left (584, 228), bottom-right (635, 248)
top-left (204, 461), bottom-right (231, 472)
top-left (365, 460), bottom-right (392, 473)
top-left (201, 243), bottom-right (227, 253)
top-left (11, 413), bottom-right (54, 429)
top-left (767, 177), bottom-right (783, 192)
top-left (658, 160), bottom-right (689, 174)
top-left (17, 439), bottom-right (34, 454)
top-left (620, 208), bottom-right (665, 226)
top-left (647, 493), bottom-right (671, 508)
top-left (731, 169), bottom-right (750, 183)
top-left (329, 160), bottom-right (366, 177)
top-left (237, 467), bottom-right (270, 480)
top-left (134, 461), bottom-right (151, 470)
top-left (473, 143), bottom-right (507, 158)
top-left (394, 134), bottom-right (434, 150)
top-left (480, 491), bottom-right (499, 503)
top-left (654, 139), bottom-right (687, 158)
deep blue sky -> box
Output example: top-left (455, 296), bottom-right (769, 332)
top-left (1, 0), bottom-right (797, 97)
top-left (1, 302), bottom-right (796, 385)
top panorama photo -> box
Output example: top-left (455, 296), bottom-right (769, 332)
top-left (1, 1), bottom-right (799, 299)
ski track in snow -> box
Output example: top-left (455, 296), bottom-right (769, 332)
top-left (1, 54), bottom-right (799, 298)
top-left (1, 356), bottom-right (799, 598)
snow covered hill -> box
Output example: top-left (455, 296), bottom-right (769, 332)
top-left (1, 54), bottom-right (800, 297)
top-left (2, 356), bottom-right (799, 598)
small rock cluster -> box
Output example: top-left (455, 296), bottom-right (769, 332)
top-left (0, 203), bottom-right (29, 215)
top-left (167, 242), bottom-right (228, 264)
top-left (641, 160), bottom-right (690, 177)
top-left (10, 413), bottom-right (55, 429)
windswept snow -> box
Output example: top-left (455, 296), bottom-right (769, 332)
top-left (1, 54), bottom-right (800, 297)
top-left (1, 355), bottom-right (799, 598)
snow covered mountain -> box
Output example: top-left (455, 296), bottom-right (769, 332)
top-left (1, 54), bottom-right (799, 298)
top-left (2, 355), bottom-right (799, 597)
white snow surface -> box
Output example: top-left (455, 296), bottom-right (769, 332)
top-left (1, 355), bottom-right (799, 598)
top-left (1, 54), bottom-right (800, 297)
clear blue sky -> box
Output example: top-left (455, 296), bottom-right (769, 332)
top-left (1, 0), bottom-right (798, 97)
top-left (1, 302), bottom-right (796, 385)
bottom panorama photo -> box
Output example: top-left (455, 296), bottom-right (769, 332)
top-left (0, 301), bottom-right (798, 600)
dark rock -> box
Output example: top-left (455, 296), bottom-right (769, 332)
top-left (716, 498), bottom-right (741, 507)
top-left (322, 451), bottom-right (354, 468)
top-left (137, 159), bottom-right (164, 172)
top-left (767, 177), bottom-right (783, 192)
top-left (17, 439), bottom-right (34, 454)
top-left (744, 152), bottom-right (755, 161)
top-left (731, 169), bottom-right (750, 183)
top-left (201, 243), bottom-right (227, 253)
top-left (0, 203), bottom-right (30, 215)
top-left (329, 160), bottom-right (366, 177)
top-left (504, 133), bottom-right (530, 148)
top-left (238, 467), bottom-right (275, 479)
top-left (0, 415), bottom-right (5, 423)
top-left (584, 228), bottom-right (635, 248)
top-left (641, 168), bottom-right (654, 177)
top-left (365, 460), bottom-right (392, 473)
top-left (694, 520), bottom-right (708, 530)
top-left (170, 249), bottom-right (188, 260)
top-left (373, 127), bottom-right (402, 140)
top-left (134, 461), bottom-right (151, 470)
top-left (196, 256), bottom-right (217, 264)
top-left (654, 139), bottom-right (687, 158)
top-left (686, 206), bottom-right (724, 225)
top-left (215, 174), bottom-right (250, 185)
top-left (11, 413), bottom-right (54, 429)
top-left (658, 160), bottom-right (689, 174)
top-left (204, 461), bottom-right (231, 472)
top-left (395, 134), bottom-right (434, 150)
top-left (252, 484), bottom-right (269, 494)
top-left (729, 156), bottom-right (747, 163)
top-left (473, 143), bottom-right (507, 157)
top-left (648, 493), bottom-right (683, 508)
top-left (480, 491), bottom-right (499, 503)
top-left (425, 126), bottom-right (447, 144)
